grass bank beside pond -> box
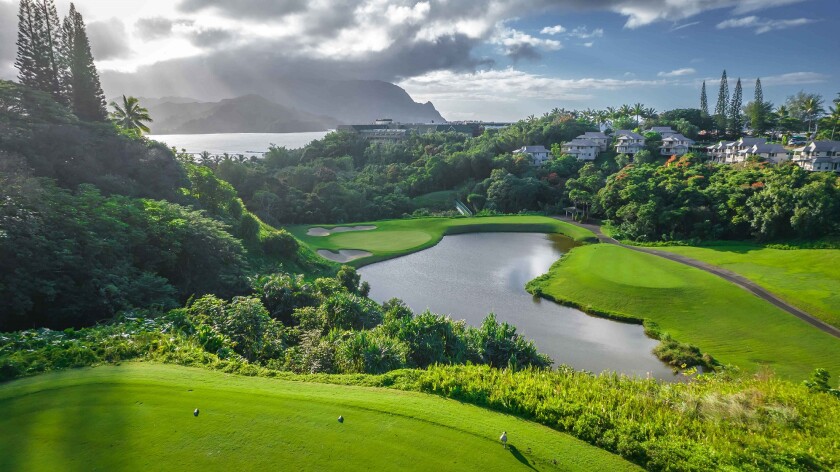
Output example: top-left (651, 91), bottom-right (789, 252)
top-left (527, 244), bottom-right (840, 381)
top-left (652, 243), bottom-right (840, 330)
top-left (0, 363), bottom-right (637, 472)
top-left (288, 215), bottom-right (596, 266)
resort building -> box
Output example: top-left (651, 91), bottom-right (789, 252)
top-left (614, 130), bottom-right (646, 156)
top-left (724, 137), bottom-right (767, 163)
top-left (745, 143), bottom-right (790, 164)
top-left (647, 126), bottom-right (677, 138)
top-left (578, 131), bottom-right (610, 151)
top-left (660, 133), bottom-right (695, 156)
top-left (561, 138), bottom-right (600, 161)
top-left (513, 145), bottom-right (552, 166)
top-left (792, 141), bottom-right (840, 172)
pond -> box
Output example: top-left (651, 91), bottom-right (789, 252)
top-left (359, 232), bottom-right (676, 379)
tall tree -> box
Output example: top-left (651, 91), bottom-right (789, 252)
top-left (14, 0), bottom-right (39, 88)
top-left (744, 78), bottom-right (771, 136)
top-left (33, 0), bottom-right (65, 103)
top-left (700, 81), bottom-right (709, 117)
top-left (109, 95), bottom-right (153, 134)
top-left (62, 3), bottom-right (107, 121)
top-left (728, 78), bottom-right (743, 136)
top-left (714, 70), bottom-right (729, 133)
top-left (754, 77), bottom-right (763, 105)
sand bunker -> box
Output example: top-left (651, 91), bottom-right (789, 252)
top-left (307, 225), bottom-right (376, 236)
top-left (317, 249), bottom-right (373, 263)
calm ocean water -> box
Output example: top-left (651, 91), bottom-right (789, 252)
top-left (147, 131), bottom-right (332, 156)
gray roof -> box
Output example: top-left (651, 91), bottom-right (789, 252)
top-left (662, 133), bottom-right (694, 143)
top-left (805, 140), bottom-right (840, 152)
top-left (751, 143), bottom-right (787, 154)
top-left (563, 138), bottom-right (599, 147)
top-left (648, 127), bottom-right (675, 134)
top-left (615, 130), bottom-right (644, 140)
top-left (738, 137), bottom-right (767, 147)
top-left (516, 145), bottom-right (550, 153)
top-left (581, 131), bottom-right (608, 139)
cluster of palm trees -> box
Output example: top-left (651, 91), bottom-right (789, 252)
top-left (528, 103), bottom-right (658, 129)
top-left (194, 150), bottom-right (257, 168)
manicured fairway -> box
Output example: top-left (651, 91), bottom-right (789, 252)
top-left (528, 244), bottom-right (840, 380)
top-left (654, 244), bottom-right (840, 329)
top-left (0, 363), bottom-right (639, 472)
top-left (288, 216), bottom-right (596, 266)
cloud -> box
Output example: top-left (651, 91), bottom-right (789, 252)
top-left (491, 24), bottom-right (562, 61)
top-left (582, 42), bottom-right (594, 47)
top-left (716, 15), bottom-right (816, 34)
top-left (399, 68), bottom-right (668, 102)
top-left (540, 25), bottom-right (566, 35)
top-left (670, 21), bottom-right (700, 32)
top-left (188, 28), bottom-right (235, 47)
top-left (658, 68), bottom-right (696, 77)
top-left (177, 0), bottom-right (308, 18)
top-left (86, 18), bottom-right (132, 60)
top-left (135, 17), bottom-right (190, 40)
top-left (569, 26), bottom-right (603, 39)
top-left (0, 0), bottom-right (17, 79)
top-left (760, 71), bottom-right (829, 86)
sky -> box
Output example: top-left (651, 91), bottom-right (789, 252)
top-left (0, 0), bottom-right (838, 121)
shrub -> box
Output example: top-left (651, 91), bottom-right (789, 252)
top-left (261, 230), bottom-right (299, 258)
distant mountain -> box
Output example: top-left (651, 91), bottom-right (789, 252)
top-left (260, 78), bottom-right (445, 124)
top-left (146, 95), bottom-right (341, 134)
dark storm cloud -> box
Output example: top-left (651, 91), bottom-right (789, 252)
top-left (87, 18), bottom-right (132, 60)
top-left (177, 0), bottom-right (308, 18)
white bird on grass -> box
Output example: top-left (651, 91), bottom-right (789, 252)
top-left (500, 431), bottom-right (507, 449)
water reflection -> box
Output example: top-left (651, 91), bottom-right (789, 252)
top-left (359, 232), bottom-right (676, 380)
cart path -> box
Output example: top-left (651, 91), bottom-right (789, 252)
top-left (554, 216), bottom-right (840, 339)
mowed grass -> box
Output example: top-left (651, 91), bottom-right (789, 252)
top-left (529, 244), bottom-right (840, 380)
top-left (288, 216), bottom-right (596, 266)
top-left (654, 244), bottom-right (840, 329)
top-left (0, 363), bottom-right (639, 472)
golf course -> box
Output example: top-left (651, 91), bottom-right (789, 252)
top-left (527, 244), bottom-right (840, 380)
top-left (287, 215), bottom-right (596, 266)
top-left (653, 243), bottom-right (840, 329)
top-left (0, 363), bottom-right (639, 472)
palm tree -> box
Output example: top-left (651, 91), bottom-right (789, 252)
top-left (108, 95), bottom-right (153, 134)
top-left (632, 103), bottom-right (645, 127)
top-left (802, 96), bottom-right (825, 133)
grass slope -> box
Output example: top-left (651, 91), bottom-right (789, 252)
top-left (654, 243), bottom-right (840, 329)
top-left (0, 363), bottom-right (638, 472)
top-left (528, 244), bottom-right (840, 380)
top-left (288, 216), bottom-right (596, 266)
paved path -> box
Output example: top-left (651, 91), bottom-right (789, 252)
top-left (554, 216), bottom-right (840, 339)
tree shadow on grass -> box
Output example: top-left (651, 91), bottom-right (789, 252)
top-left (508, 445), bottom-right (538, 471)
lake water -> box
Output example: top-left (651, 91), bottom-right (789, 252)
top-left (359, 232), bottom-right (675, 379)
top-left (147, 131), bottom-right (331, 156)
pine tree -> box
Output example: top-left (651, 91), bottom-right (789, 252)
top-left (700, 81), bottom-right (709, 117)
top-left (14, 0), bottom-right (68, 104)
top-left (754, 77), bottom-right (763, 105)
top-left (728, 78), bottom-right (743, 136)
top-left (14, 0), bottom-right (39, 88)
top-left (714, 70), bottom-right (729, 132)
top-left (63, 3), bottom-right (107, 121)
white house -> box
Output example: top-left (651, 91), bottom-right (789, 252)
top-left (648, 126), bottom-right (677, 138)
top-left (792, 141), bottom-right (840, 172)
top-left (614, 130), bottom-right (646, 156)
top-left (724, 137), bottom-right (766, 163)
top-left (578, 132), bottom-right (610, 151)
top-left (745, 143), bottom-right (790, 164)
top-left (660, 133), bottom-right (695, 156)
top-left (513, 145), bottom-right (551, 166)
top-left (707, 141), bottom-right (728, 162)
top-left (561, 138), bottom-right (600, 160)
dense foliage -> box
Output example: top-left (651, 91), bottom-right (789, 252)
top-left (597, 155), bottom-right (840, 241)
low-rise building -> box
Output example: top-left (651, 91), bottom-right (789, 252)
top-left (614, 130), bottom-right (646, 156)
top-left (513, 145), bottom-right (552, 166)
top-left (660, 133), bottom-right (695, 156)
top-left (792, 141), bottom-right (840, 172)
top-left (561, 138), bottom-right (600, 160)
top-left (578, 131), bottom-right (610, 151)
top-left (724, 137), bottom-right (767, 163)
top-left (745, 143), bottom-right (790, 164)
top-left (647, 126), bottom-right (677, 138)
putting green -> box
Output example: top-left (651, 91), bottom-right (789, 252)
top-left (288, 216), bottom-right (596, 266)
top-left (529, 244), bottom-right (840, 380)
top-left (0, 363), bottom-right (639, 471)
